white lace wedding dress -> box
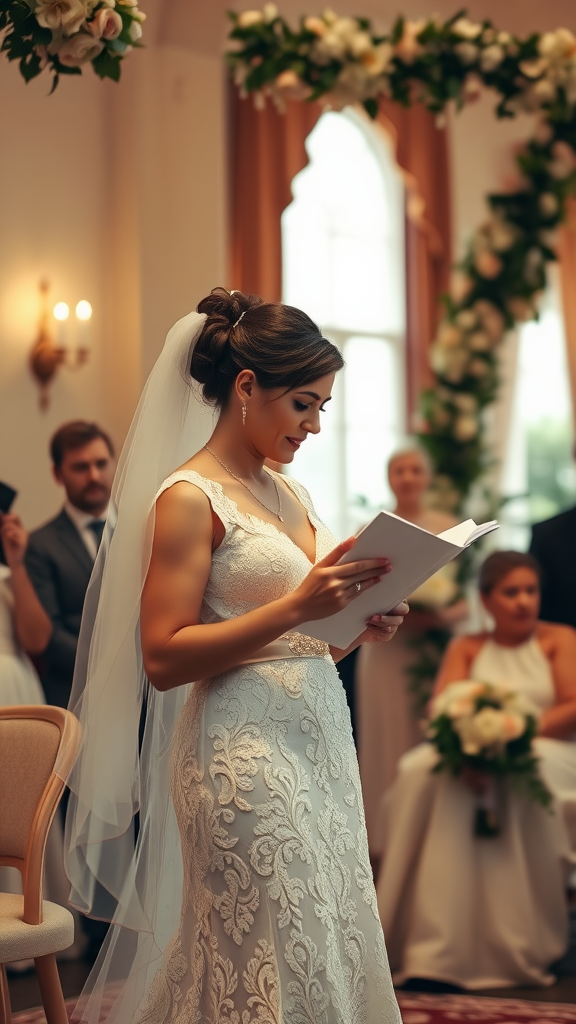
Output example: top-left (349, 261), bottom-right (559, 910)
top-left (138, 470), bottom-right (400, 1024)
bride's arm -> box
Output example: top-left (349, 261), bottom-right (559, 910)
top-left (140, 483), bottom-right (391, 691)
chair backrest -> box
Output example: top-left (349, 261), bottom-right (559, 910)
top-left (0, 705), bottom-right (80, 925)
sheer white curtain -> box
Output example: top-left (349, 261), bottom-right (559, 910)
top-left (499, 266), bottom-right (576, 550)
top-left (282, 109), bottom-right (406, 538)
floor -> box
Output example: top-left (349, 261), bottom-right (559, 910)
top-left (8, 956), bottom-right (576, 1014)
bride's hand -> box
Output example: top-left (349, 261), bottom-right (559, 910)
top-left (360, 602), bottom-right (410, 643)
top-left (290, 537), bottom-right (391, 623)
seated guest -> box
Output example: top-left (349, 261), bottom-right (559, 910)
top-left (376, 550), bottom-right (576, 990)
top-left (530, 443), bottom-right (576, 629)
top-left (357, 446), bottom-right (468, 852)
top-left (0, 510), bottom-right (86, 961)
top-left (25, 421), bottom-right (115, 708)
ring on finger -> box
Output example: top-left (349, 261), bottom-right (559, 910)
top-left (355, 582), bottom-right (361, 593)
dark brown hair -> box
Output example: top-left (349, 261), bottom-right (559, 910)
top-left (478, 550), bottom-right (541, 594)
top-left (50, 421), bottom-right (115, 469)
top-left (191, 287), bottom-right (343, 406)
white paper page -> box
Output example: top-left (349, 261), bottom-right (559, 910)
top-left (437, 519), bottom-right (478, 546)
top-left (299, 510), bottom-right (464, 648)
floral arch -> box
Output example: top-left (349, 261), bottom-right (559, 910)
top-left (227, 5), bottom-right (576, 516)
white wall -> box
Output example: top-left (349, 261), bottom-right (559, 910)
top-left (0, 43), bottom-right (226, 529)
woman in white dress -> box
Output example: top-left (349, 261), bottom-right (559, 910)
top-left (66, 289), bottom-right (407, 1024)
top-left (377, 549), bottom-right (576, 990)
top-left (357, 448), bottom-right (468, 853)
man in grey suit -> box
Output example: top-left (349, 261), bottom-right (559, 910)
top-left (26, 421), bottom-right (115, 708)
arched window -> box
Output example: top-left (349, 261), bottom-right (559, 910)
top-left (282, 109), bottom-right (406, 537)
top-left (500, 268), bottom-right (576, 549)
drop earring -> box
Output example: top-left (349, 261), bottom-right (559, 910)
top-left (242, 403), bottom-right (247, 426)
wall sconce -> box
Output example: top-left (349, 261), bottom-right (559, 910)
top-left (30, 280), bottom-right (92, 410)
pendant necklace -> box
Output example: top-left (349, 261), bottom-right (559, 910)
top-left (204, 446), bottom-right (284, 522)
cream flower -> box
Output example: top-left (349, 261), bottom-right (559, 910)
top-left (480, 44), bottom-right (505, 72)
top-left (56, 31), bottom-right (104, 64)
top-left (519, 57), bottom-right (548, 79)
top-left (411, 564), bottom-right (459, 609)
top-left (237, 9), bottom-right (264, 29)
top-left (452, 16), bottom-right (482, 40)
top-left (455, 308), bottom-right (477, 331)
top-left (462, 72), bottom-right (483, 101)
top-left (547, 140), bottom-right (576, 180)
top-left (35, 0), bottom-right (88, 35)
top-left (455, 42), bottom-right (479, 65)
top-left (263, 2), bottom-right (278, 21)
top-left (361, 42), bottom-right (393, 76)
top-left (128, 18), bottom-right (141, 41)
top-left (538, 28), bottom-right (576, 61)
top-left (453, 415), bottom-right (478, 441)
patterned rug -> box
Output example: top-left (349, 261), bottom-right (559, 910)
top-left (12, 992), bottom-right (576, 1023)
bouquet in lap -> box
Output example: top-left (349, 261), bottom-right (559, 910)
top-left (428, 680), bottom-right (553, 837)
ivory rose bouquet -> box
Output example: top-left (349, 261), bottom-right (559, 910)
top-left (0, 0), bottom-right (145, 88)
top-left (428, 680), bottom-right (552, 836)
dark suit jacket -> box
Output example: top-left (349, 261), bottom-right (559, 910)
top-left (529, 506), bottom-right (576, 629)
top-left (26, 509), bottom-right (94, 708)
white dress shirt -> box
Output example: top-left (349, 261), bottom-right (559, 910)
top-left (64, 501), bottom-right (109, 561)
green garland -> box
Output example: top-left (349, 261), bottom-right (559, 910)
top-left (0, 0), bottom-right (144, 89)
top-left (227, 6), bottom-right (576, 514)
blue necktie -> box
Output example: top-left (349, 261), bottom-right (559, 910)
top-left (87, 519), bottom-right (105, 552)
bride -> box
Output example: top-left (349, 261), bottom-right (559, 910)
top-left (65, 288), bottom-right (407, 1024)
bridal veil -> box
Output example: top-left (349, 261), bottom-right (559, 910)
top-left (63, 311), bottom-right (216, 1022)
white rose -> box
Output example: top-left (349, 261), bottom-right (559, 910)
top-left (348, 31), bottom-right (372, 57)
top-left (237, 10), bottom-right (264, 29)
top-left (361, 41), bottom-right (393, 76)
top-left (35, 0), bottom-right (88, 35)
top-left (470, 707), bottom-right (507, 747)
top-left (263, 2), bottom-right (278, 21)
top-left (455, 42), bottom-right (479, 65)
top-left (538, 28), bottom-right (576, 61)
top-left (455, 308), bottom-right (477, 331)
top-left (480, 43), bottom-right (505, 72)
top-left (519, 57), bottom-right (548, 79)
top-left (56, 30), bottom-right (104, 64)
top-left (532, 78), bottom-right (557, 104)
top-left (452, 17), bottom-right (482, 40)
top-left (447, 697), bottom-right (476, 719)
top-left (497, 31), bottom-right (511, 46)
top-left (453, 415), bottom-right (478, 442)
top-left (314, 29), bottom-right (347, 61)
top-left (128, 18), bottom-right (141, 40)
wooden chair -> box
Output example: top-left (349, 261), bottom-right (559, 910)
top-left (0, 705), bottom-right (80, 1024)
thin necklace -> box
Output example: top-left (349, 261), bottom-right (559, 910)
top-left (204, 446), bottom-right (284, 522)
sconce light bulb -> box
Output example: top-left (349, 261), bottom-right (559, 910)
top-left (53, 302), bottom-right (70, 321)
top-left (75, 300), bottom-right (93, 322)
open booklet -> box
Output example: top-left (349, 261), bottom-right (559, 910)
top-left (299, 511), bottom-right (499, 649)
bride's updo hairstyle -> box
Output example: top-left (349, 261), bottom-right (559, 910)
top-left (191, 287), bottom-right (343, 406)
top-left (478, 550), bottom-right (541, 594)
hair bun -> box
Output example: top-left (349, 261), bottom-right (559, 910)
top-left (191, 287), bottom-right (262, 401)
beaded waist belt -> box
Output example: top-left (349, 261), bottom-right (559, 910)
top-left (239, 631), bottom-right (330, 665)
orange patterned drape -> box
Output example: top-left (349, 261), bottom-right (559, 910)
top-left (229, 86), bottom-right (452, 423)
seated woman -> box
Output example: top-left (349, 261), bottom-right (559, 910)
top-left (376, 550), bottom-right (576, 990)
top-left (357, 446), bottom-right (468, 853)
